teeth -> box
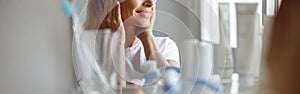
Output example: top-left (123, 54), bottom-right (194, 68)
top-left (140, 12), bottom-right (150, 15)
top-left (140, 11), bottom-right (150, 14)
top-left (136, 10), bottom-right (151, 13)
top-left (136, 11), bottom-right (152, 17)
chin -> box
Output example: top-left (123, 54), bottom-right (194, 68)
top-left (134, 20), bottom-right (151, 28)
top-left (135, 23), bottom-right (150, 28)
top-left (123, 16), bottom-right (151, 28)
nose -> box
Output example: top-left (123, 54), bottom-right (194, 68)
top-left (142, 0), bottom-right (155, 7)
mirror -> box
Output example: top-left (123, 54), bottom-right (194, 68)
top-left (70, 0), bottom-right (278, 94)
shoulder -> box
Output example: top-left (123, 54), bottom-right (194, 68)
top-left (154, 37), bottom-right (179, 53)
top-left (154, 37), bottom-right (177, 47)
top-left (155, 37), bottom-right (180, 64)
top-left (154, 37), bottom-right (174, 44)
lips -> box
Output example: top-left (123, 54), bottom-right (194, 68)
top-left (136, 9), bottom-right (152, 18)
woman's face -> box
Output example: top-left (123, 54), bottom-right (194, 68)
top-left (120, 0), bottom-right (156, 28)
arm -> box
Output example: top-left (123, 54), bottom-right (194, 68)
top-left (137, 31), bottom-right (180, 68)
top-left (268, 0), bottom-right (300, 94)
top-left (85, 0), bottom-right (126, 88)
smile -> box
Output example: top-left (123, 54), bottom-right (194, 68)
top-left (136, 9), bottom-right (152, 18)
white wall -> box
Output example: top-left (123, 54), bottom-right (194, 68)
top-left (0, 0), bottom-right (75, 94)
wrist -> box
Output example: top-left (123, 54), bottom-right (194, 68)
top-left (137, 31), bottom-right (154, 41)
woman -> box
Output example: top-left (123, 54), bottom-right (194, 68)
top-left (84, 0), bottom-right (180, 86)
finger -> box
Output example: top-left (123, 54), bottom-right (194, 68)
top-left (149, 10), bottom-right (156, 32)
top-left (85, 0), bottom-right (104, 29)
top-left (116, 2), bottom-right (124, 31)
top-left (116, 2), bottom-right (125, 42)
top-left (113, 3), bottom-right (120, 31)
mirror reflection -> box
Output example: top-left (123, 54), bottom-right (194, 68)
top-left (69, 0), bottom-right (288, 94)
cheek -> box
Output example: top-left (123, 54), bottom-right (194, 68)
top-left (120, 1), bottom-right (140, 21)
top-left (120, 6), bottom-right (130, 21)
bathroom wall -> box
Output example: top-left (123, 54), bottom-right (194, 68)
top-left (0, 0), bottom-right (75, 94)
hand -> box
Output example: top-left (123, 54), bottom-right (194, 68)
top-left (84, 0), bottom-right (121, 32)
top-left (84, 0), bottom-right (127, 87)
top-left (135, 11), bottom-right (156, 36)
top-left (85, 0), bottom-right (125, 43)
